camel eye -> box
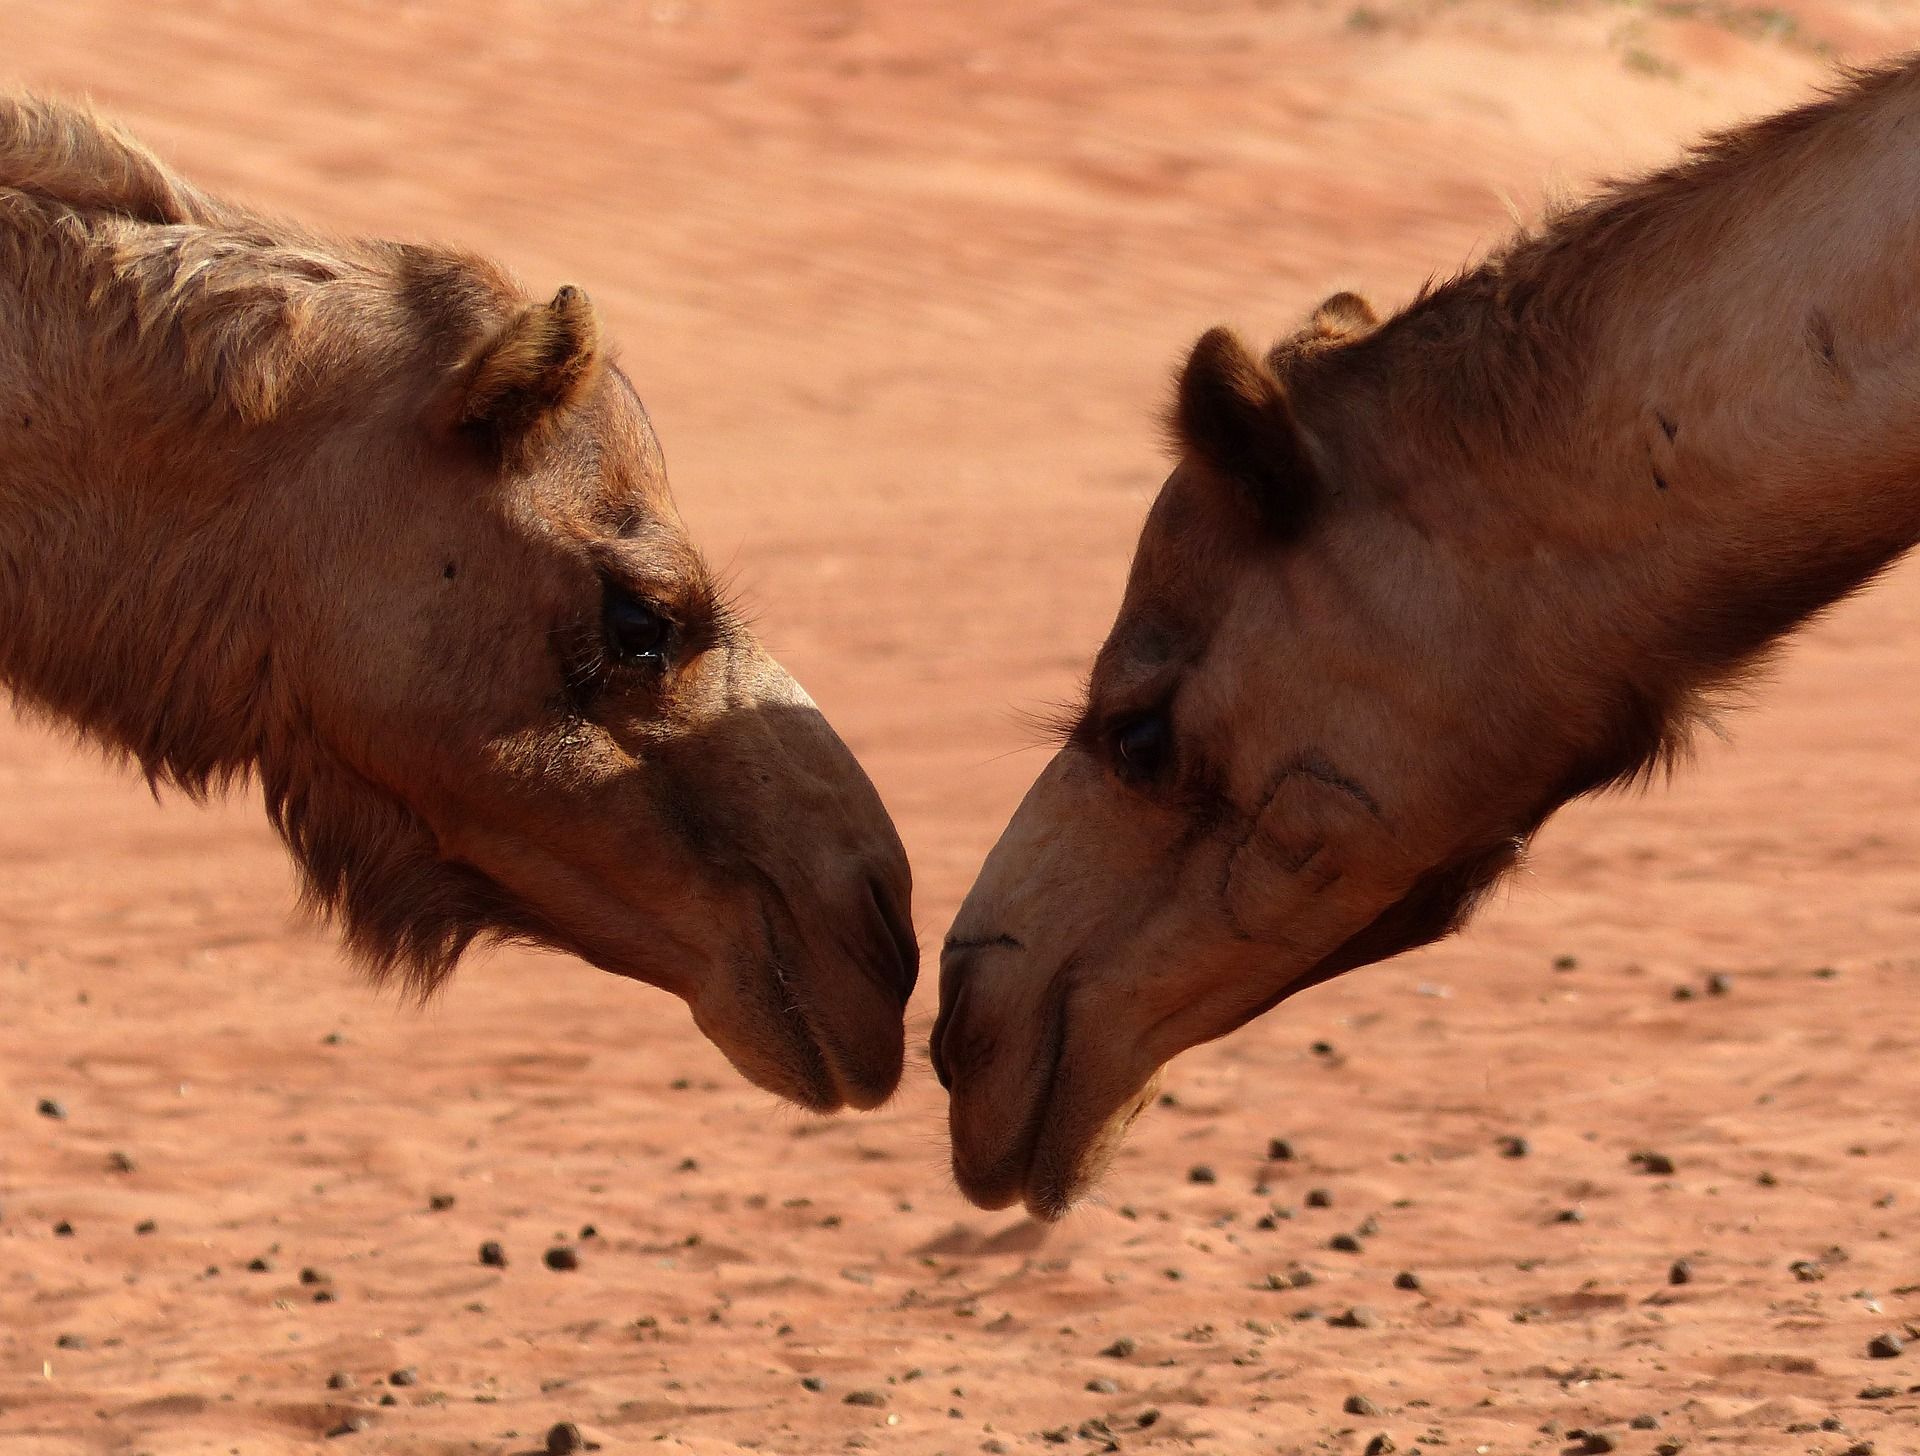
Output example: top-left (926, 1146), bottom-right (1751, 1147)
top-left (604, 587), bottom-right (672, 667)
top-left (1111, 711), bottom-right (1172, 785)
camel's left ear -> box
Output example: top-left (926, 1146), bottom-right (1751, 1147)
top-left (457, 285), bottom-right (602, 443)
top-left (1174, 325), bottom-right (1318, 535)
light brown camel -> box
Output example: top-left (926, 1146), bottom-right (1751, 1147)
top-left (0, 96), bottom-right (917, 1112)
top-left (934, 58), bottom-right (1920, 1217)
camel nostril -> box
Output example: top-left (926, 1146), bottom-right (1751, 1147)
top-left (868, 876), bottom-right (920, 1006)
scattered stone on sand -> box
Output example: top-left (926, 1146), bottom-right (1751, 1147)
top-left (543, 1245), bottom-right (579, 1271)
top-left (1630, 1414), bottom-right (1660, 1430)
top-left (388, 1367), bottom-right (418, 1387)
top-left (545, 1421), bottom-right (585, 1455)
top-left (1859, 1384), bottom-right (1898, 1399)
top-left (1393, 1271), bottom-right (1423, 1292)
top-left (1305, 1188), bottom-right (1334, 1208)
top-left (1364, 1436), bottom-right (1396, 1455)
top-left (479, 1241), bottom-right (507, 1268)
top-left (1867, 1331), bottom-right (1904, 1359)
top-left (1099, 1337), bottom-right (1136, 1359)
top-left (133, 1219), bottom-right (156, 1235)
top-left (842, 1389), bottom-right (887, 1407)
top-left (327, 1372), bottom-right (354, 1390)
top-left (324, 1416), bottom-right (370, 1438)
top-left (800, 1376), bottom-right (824, 1392)
top-left (55, 1333), bottom-right (86, 1349)
top-left (300, 1267), bottom-right (327, 1285)
top-left (1344, 1394), bottom-right (1381, 1416)
top-left (1672, 984), bottom-right (1696, 1001)
top-left (1632, 1150), bottom-right (1677, 1175)
top-left (246, 1257), bottom-right (271, 1273)
top-left (1498, 1135), bottom-right (1530, 1158)
top-left (1188, 1164), bottom-right (1216, 1185)
top-left (1267, 1138), bottom-right (1296, 1160)
top-left (1555, 1207), bottom-right (1586, 1224)
top-left (428, 1193), bottom-right (455, 1211)
top-left (36, 1097), bottom-right (65, 1119)
top-left (106, 1150), bottom-right (135, 1173)
top-left (1668, 1258), bottom-right (1693, 1285)
top-left (1330, 1233), bottom-right (1364, 1253)
top-left (1085, 1377), bottom-right (1118, 1394)
top-left (1329, 1306), bottom-right (1377, 1329)
top-left (1789, 1259), bottom-right (1824, 1282)
top-left (52, 1221), bottom-right (74, 1237)
top-left (1706, 972), bottom-right (1732, 995)
top-left (1553, 954), bottom-right (1578, 970)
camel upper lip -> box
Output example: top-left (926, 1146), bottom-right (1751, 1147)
top-left (943, 977), bottom-right (1070, 1216)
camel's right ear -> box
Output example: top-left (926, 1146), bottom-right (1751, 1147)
top-left (455, 285), bottom-right (602, 446)
top-left (1306, 290), bottom-right (1378, 342)
top-left (1173, 326), bottom-right (1317, 535)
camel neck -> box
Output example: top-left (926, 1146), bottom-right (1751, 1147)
top-left (1368, 61), bottom-right (1920, 714)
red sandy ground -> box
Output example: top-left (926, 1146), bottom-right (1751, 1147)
top-left (4, 4), bottom-right (1920, 1453)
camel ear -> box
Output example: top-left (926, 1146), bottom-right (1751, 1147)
top-left (1306, 290), bottom-right (1377, 342)
top-left (1174, 325), bottom-right (1317, 534)
top-left (458, 285), bottom-right (602, 441)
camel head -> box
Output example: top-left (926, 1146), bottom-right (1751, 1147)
top-left (933, 292), bottom-right (1559, 1215)
top-left (262, 272), bottom-right (917, 1112)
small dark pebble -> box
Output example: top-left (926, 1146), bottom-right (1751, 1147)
top-left (1365, 1437), bottom-right (1396, 1456)
top-left (1655, 1443), bottom-right (1685, 1456)
top-left (1330, 1233), bottom-right (1364, 1253)
top-left (1580, 1434), bottom-right (1618, 1454)
top-left (1555, 1207), bottom-right (1586, 1224)
top-left (378, 1393), bottom-right (396, 1407)
top-left (134, 1220), bottom-right (156, 1235)
top-left (842, 1389), bottom-right (887, 1407)
top-left (312, 1288), bottom-right (336, 1304)
top-left (300, 1267), bottom-right (328, 1286)
top-left (479, 1241), bottom-right (507, 1268)
top-left (55, 1333), bottom-right (87, 1350)
top-left (1393, 1271), bottom-right (1423, 1292)
top-left (1136, 1409), bottom-right (1160, 1428)
top-left (1266, 1138), bottom-right (1295, 1161)
top-left (325, 1416), bottom-right (370, 1438)
top-left (36, 1097), bottom-right (66, 1120)
top-left (1100, 1337), bottom-right (1136, 1358)
top-left (1310, 1040), bottom-right (1336, 1056)
top-left (1632, 1151), bottom-right (1677, 1176)
top-left (545, 1422), bottom-right (585, 1455)
top-left (1553, 954), bottom-right (1578, 970)
top-left (1867, 1332), bottom-right (1905, 1359)
top-left (1672, 984), bottom-right (1695, 1001)
top-left (1630, 1415), bottom-right (1659, 1430)
top-left (1187, 1165), bottom-right (1216, 1185)
top-left (1705, 972), bottom-right (1732, 995)
top-left (800, 1376), bottom-right (824, 1392)
top-left (1329, 1306), bottom-right (1377, 1329)
top-left (107, 1151), bottom-right (136, 1173)
top-left (1842, 1444), bottom-right (1875, 1456)
top-left (1344, 1395), bottom-right (1381, 1416)
top-left (1756, 1170), bottom-right (1778, 1187)
top-left (1086, 1377), bottom-right (1118, 1394)
top-left (543, 1246), bottom-right (579, 1272)
top-left (1305, 1188), bottom-right (1333, 1208)
top-left (388, 1367), bottom-right (418, 1387)
top-left (1859, 1384), bottom-right (1898, 1399)
top-left (1356, 1214), bottom-right (1380, 1237)
top-left (579, 1224), bottom-right (598, 1240)
top-left (327, 1372), bottom-right (355, 1390)
top-left (428, 1193), bottom-right (455, 1212)
top-left (1498, 1135), bottom-right (1530, 1158)
top-left (247, 1257), bottom-right (272, 1273)
top-left (53, 1220), bottom-right (74, 1237)
top-left (1668, 1259), bottom-right (1693, 1286)
top-left (1789, 1259), bottom-right (1823, 1282)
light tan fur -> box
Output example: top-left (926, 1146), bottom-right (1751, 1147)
top-left (936, 59), bottom-right (1920, 1217)
top-left (0, 95), bottom-right (917, 1111)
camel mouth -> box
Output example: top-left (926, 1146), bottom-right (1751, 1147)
top-left (944, 982), bottom-right (1070, 1215)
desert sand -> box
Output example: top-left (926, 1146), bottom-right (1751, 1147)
top-left (5, 3), bottom-right (1920, 1453)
